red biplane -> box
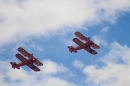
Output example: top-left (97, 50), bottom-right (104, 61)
top-left (68, 31), bottom-right (100, 55)
top-left (10, 47), bottom-right (43, 72)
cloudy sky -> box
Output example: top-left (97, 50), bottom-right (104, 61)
top-left (0, 0), bottom-right (130, 86)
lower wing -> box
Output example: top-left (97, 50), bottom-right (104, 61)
top-left (16, 54), bottom-right (28, 64)
top-left (27, 63), bottom-right (40, 72)
top-left (16, 54), bottom-right (40, 71)
top-left (73, 38), bottom-right (97, 54)
top-left (73, 38), bottom-right (86, 48)
top-left (84, 47), bottom-right (97, 55)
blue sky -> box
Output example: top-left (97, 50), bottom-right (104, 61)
top-left (0, 0), bottom-right (130, 86)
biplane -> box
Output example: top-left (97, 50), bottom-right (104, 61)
top-left (10, 47), bottom-right (43, 72)
top-left (68, 31), bottom-right (100, 55)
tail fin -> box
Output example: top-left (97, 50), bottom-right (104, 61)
top-left (68, 46), bottom-right (77, 53)
top-left (10, 62), bottom-right (20, 69)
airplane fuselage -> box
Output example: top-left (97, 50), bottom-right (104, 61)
top-left (74, 41), bottom-right (92, 51)
top-left (11, 57), bottom-right (37, 69)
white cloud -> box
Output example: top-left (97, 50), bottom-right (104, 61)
top-left (41, 60), bottom-right (73, 75)
top-left (92, 26), bottom-right (110, 47)
top-left (0, 48), bottom-right (6, 53)
top-left (72, 60), bottom-right (84, 69)
top-left (61, 38), bottom-right (76, 47)
top-left (30, 42), bottom-right (44, 52)
top-left (0, 60), bottom-right (76, 86)
top-left (41, 76), bottom-right (76, 86)
top-left (0, 0), bottom-right (130, 46)
top-left (83, 42), bottom-right (130, 86)
top-left (100, 26), bottom-right (109, 33)
top-left (93, 35), bottom-right (108, 47)
top-left (101, 42), bottom-right (130, 64)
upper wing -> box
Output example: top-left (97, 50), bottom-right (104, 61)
top-left (18, 47), bottom-right (31, 58)
top-left (91, 42), bottom-right (100, 49)
top-left (75, 31), bottom-right (89, 41)
top-left (73, 38), bottom-right (97, 55)
top-left (15, 54), bottom-right (28, 64)
top-left (27, 63), bottom-right (40, 72)
top-left (33, 59), bottom-right (43, 66)
top-left (75, 32), bottom-right (100, 49)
